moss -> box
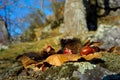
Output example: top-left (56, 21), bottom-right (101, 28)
top-left (73, 62), bottom-right (96, 74)
top-left (36, 62), bottom-right (97, 80)
top-left (101, 52), bottom-right (120, 73)
top-left (70, 77), bottom-right (79, 80)
top-left (0, 35), bottom-right (62, 59)
top-left (37, 63), bottom-right (78, 80)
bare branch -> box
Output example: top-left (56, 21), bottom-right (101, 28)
top-left (0, 0), bottom-right (18, 9)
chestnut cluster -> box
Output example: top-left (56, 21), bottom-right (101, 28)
top-left (57, 38), bottom-right (100, 55)
top-left (57, 38), bottom-right (82, 54)
top-left (16, 38), bottom-right (103, 72)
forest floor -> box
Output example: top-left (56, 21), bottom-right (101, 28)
top-left (0, 33), bottom-right (120, 75)
top-left (0, 15), bottom-right (120, 79)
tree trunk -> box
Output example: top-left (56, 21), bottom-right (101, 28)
top-left (0, 20), bottom-right (9, 44)
top-left (64, 0), bottom-right (88, 38)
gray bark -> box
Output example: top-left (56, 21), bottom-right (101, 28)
top-left (0, 20), bottom-right (9, 43)
top-left (64, 0), bottom-right (88, 38)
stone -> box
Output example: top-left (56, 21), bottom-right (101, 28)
top-left (36, 62), bottom-right (116, 80)
top-left (41, 24), bottom-right (52, 33)
top-left (0, 60), bottom-right (117, 80)
top-left (97, 0), bottom-right (120, 8)
top-left (72, 65), bottom-right (115, 80)
top-left (92, 24), bottom-right (120, 49)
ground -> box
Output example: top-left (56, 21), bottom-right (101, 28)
top-left (0, 14), bottom-right (120, 79)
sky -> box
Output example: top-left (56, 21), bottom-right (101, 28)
top-left (0, 0), bottom-right (53, 37)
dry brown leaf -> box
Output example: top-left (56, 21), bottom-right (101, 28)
top-left (36, 54), bottom-right (81, 66)
top-left (20, 56), bottom-right (37, 69)
top-left (37, 53), bottom-right (101, 66)
top-left (83, 39), bottom-right (103, 47)
top-left (90, 42), bottom-right (103, 47)
top-left (82, 53), bottom-right (101, 60)
top-left (83, 39), bottom-right (91, 46)
top-left (108, 46), bottom-right (120, 53)
top-left (19, 53), bottom-right (101, 69)
top-left (44, 54), bottom-right (81, 66)
top-left (108, 46), bottom-right (120, 54)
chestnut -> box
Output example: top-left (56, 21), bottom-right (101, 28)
top-left (80, 46), bottom-right (93, 55)
top-left (80, 46), bottom-right (100, 55)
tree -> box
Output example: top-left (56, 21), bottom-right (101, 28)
top-left (20, 0), bottom-right (65, 41)
top-left (50, 0), bottom-right (65, 25)
top-left (0, 0), bottom-right (18, 41)
top-left (64, 0), bottom-right (120, 38)
top-left (64, 0), bottom-right (88, 38)
top-left (0, 0), bottom-right (45, 40)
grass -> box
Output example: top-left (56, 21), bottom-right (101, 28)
top-left (0, 35), bottom-right (63, 59)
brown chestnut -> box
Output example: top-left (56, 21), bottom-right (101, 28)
top-left (80, 46), bottom-right (100, 55)
top-left (80, 46), bottom-right (93, 55)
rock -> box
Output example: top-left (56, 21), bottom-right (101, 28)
top-left (40, 24), bottom-right (52, 39)
top-left (36, 62), bottom-right (115, 80)
top-left (109, 9), bottom-right (120, 17)
top-left (41, 24), bottom-right (52, 33)
top-left (97, 0), bottom-right (120, 8)
top-left (0, 45), bottom-right (8, 51)
top-left (0, 60), bottom-right (117, 80)
top-left (103, 74), bottom-right (120, 80)
top-left (59, 23), bottom-right (65, 34)
top-left (72, 65), bottom-right (115, 80)
top-left (92, 24), bottom-right (120, 49)
top-left (97, 0), bottom-right (120, 17)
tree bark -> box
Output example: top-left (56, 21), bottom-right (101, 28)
top-left (64, 0), bottom-right (88, 38)
top-left (0, 20), bottom-right (9, 43)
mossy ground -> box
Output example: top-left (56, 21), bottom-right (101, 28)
top-left (37, 63), bottom-right (79, 80)
top-left (1, 34), bottom-right (120, 74)
top-left (0, 35), bottom-right (62, 59)
top-left (100, 52), bottom-right (120, 73)
top-left (0, 35), bottom-right (62, 75)
top-left (1, 38), bottom-right (120, 75)
top-left (1, 21), bottom-right (120, 78)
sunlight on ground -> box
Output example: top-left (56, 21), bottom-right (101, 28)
top-left (0, 35), bottom-right (63, 59)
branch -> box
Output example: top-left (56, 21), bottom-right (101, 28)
top-left (0, 0), bottom-right (18, 9)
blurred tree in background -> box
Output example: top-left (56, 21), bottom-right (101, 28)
top-left (50, 0), bottom-right (64, 27)
top-left (20, 0), bottom-right (65, 41)
top-left (0, 0), bottom-right (65, 42)
top-left (1, 0), bottom-right (120, 43)
top-left (0, 0), bottom-right (18, 41)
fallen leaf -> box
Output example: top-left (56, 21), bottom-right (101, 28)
top-left (20, 55), bottom-right (37, 69)
top-left (37, 53), bottom-right (101, 66)
top-left (82, 53), bottom-right (101, 60)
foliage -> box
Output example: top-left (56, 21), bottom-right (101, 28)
top-left (49, 0), bottom-right (65, 27)
top-left (24, 10), bottom-right (45, 28)
top-left (0, 0), bottom-right (19, 40)
top-left (21, 0), bottom-right (65, 42)
top-left (20, 25), bottom-right (37, 42)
